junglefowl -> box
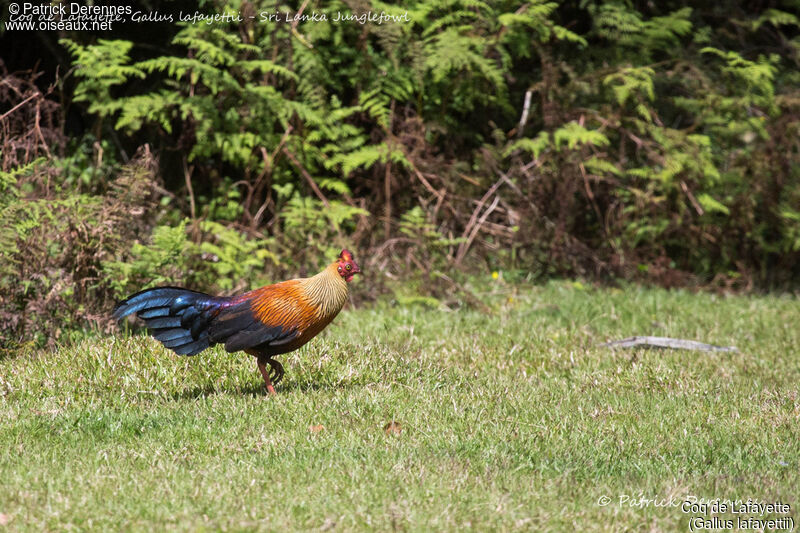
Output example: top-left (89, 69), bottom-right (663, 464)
top-left (113, 249), bottom-right (360, 394)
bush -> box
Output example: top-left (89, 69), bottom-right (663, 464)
top-left (0, 150), bottom-right (160, 348)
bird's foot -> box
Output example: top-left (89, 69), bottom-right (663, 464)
top-left (266, 358), bottom-right (285, 385)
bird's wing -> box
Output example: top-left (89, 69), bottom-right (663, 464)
top-left (209, 280), bottom-right (317, 353)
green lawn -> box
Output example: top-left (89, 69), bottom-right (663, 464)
top-left (1, 282), bottom-right (798, 531)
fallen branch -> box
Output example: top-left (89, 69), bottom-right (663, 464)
top-left (600, 336), bottom-right (738, 353)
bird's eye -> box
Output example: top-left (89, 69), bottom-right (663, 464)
top-left (345, 264), bottom-right (352, 271)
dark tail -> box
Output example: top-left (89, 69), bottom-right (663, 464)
top-left (113, 287), bottom-right (228, 356)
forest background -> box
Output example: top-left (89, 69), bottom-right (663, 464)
top-left (1, 0), bottom-right (799, 348)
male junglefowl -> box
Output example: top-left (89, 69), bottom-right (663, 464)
top-left (113, 249), bottom-right (360, 394)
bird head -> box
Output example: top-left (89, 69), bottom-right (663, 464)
top-left (336, 249), bottom-right (361, 282)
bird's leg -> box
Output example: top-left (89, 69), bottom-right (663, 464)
top-left (257, 359), bottom-right (277, 396)
top-left (246, 349), bottom-right (277, 396)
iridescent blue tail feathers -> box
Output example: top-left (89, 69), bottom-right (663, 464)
top-left (113, 287), bottom-right (227, 356)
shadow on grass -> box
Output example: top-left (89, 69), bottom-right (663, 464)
top-left (170, 384), bottom-right (267, 400)
top-left (170, 379), bottom-right (355, 400)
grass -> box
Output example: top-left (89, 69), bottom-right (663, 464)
top-left (1, 281), bottom-right (799, 531)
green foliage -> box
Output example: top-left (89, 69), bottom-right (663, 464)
top-left (423, 28), bottom-right (505, 90)
top-left (552, 122), bottom-right (610, 150)
top-left (499, 1), bottom-right (799, 285)
top-left (591, 4), bottom-right (692, 59)
top-left (63, 11), bottom-right (371, 254)
top-left (194, 221), bottom-right (278, 290)
top-left (0, 160), bottom-right (34, 202)
top-left (504, 132), bottom-right (550, 159)
top-left (603, 67), bottom-right (655, 121)
top-left (399, 206), bottom-right (462, 249)
top-left (280, 192), bottom-right (368, 267)
top-left (103, 219), bottom-right (280, 295)
top-left (60, 39), bottom-right (144, 120)
top-left (396, 206), bottom-right (465, 284)
top-left (103, 221), bottom-right (192, 297)
top-left (3, 0), bottom-right (797, 347)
